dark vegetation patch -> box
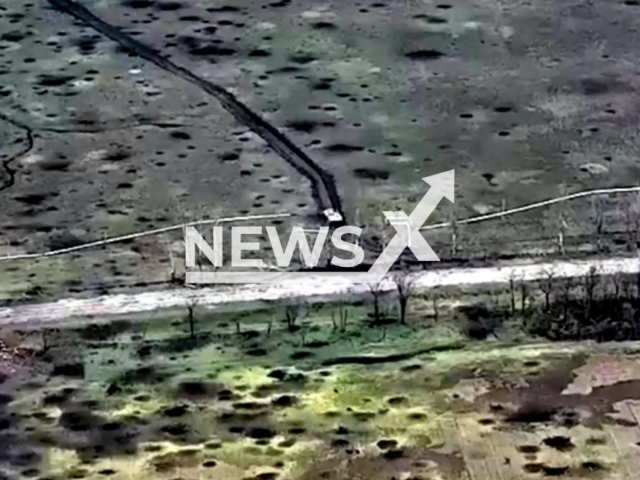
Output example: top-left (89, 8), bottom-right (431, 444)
top-left (13, 193), bottom-right (49, 205)
top-left (578, 461), bottom-right (606, 473)
top-left (290, 351), bottom-right (313, 360)
top-left (46, 232), bottom-right (84, 251)
top-left (382, 448), bottom-right (404, 459)
top-left (579, 78), bottom-right (612, 95)
top-left (206, 5), bottom-right (241, 12)
top-left (286, 120), bottom-right (318, 133)
top-left (506, 401), bottom-right (559, 423)
top-left (459, 303), bottom-right (507, 340)
top-left (542, 465), bottom-right (569, 476)
top-left (73, 35), bottom-right (100, 54)
top-left (414, 14), bottom-right (447, 23)
top-left (311, 22), bottom-right (336, 30)
top-left (39, 156), bottom-right (72, 171)
top-left (321, 343), bottom-right (462, 366)
top-left (104, 148), bottom-right (131, 162)
top-left (117, 365), bottom-right (172, 385)
top-left (56, 407), bottom-right (140, 460)
top-left (516, 445), bottom-right (540, 454)
top-left (36, 75), bottom-right (76, 87)
top-left (121, 0), bottom-right (155, 7)
top-left (245, 427), bottom-right (276, 439)
top-left (155, 1), bottom-right (183, 10)
top-left (248, 49), bottom-right (271, 57)
top-left (170, 131), bottom-right (191, 140)
top-left (352, 168), bottom-right (390, 180)
top-left (162, 405), bottom-right (188, 418)
top-left (269, 0), bottom-right (292, 7)
top-left (405, 50), bottom-right (445, 60)
top-left (523, 463), bottom-right (544, 473)
top-left (528, 271), bottom-right (640, 341)
top-left (324, 144), bottom-right (364, 153)
top-left (1, 30), bottom-right (28, 42)
top-left (219, 151), bottom-right (240, 161)
top-left (585, 436), bottom-right (607, 445)
top-left (271, 395), bottom-right (297, 408)
top-left (543, 436), bottom-right (574, 452)
top-left (159, 423), bottom-right (191, 438)
top-left (289, 52), bottom-right (317, 64)
top-left (77, 321), bottom-right (131, 341)
top-left (177, 380), bottom-right (221, 399)
top-left (376, 439), bottom-right (397, 450)
top-left (190, 45), bottom-right (236, 56)
top-left (51, 363), bottom-right (84, 378)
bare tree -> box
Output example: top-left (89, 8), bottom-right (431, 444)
top-left (368, 280), bottom-right (385, 323)
top-left (591, 197), bottom-right (605, 251)
top-left (582, 266), bottom-right (600, 320)
top-left (266, 313), bottom-right (274, 337)
top-left (431, 287), bottom-right (440, 321)
top-left (186, 296), bottom-right (198, 340)
top-left (622, 198), bottom-right (637, 251)
top-left (41, 328), bottom-right (62, 352)
top-left (537, 269), bottom-right (555, 312)
top-left (450, 212), bottom-right (459, 257)
top-left (298, 326), bottom-right (309, 346)
top-left (393, 270), bottom-right (417, 325)
top-left (609, 272), bottom-right (625, 301)
top-left (165, 233), bottom-right (181, 284)
top-left (554, 183), bottom-right (569, 256)
top-left (331, 303), bottom-right (349, 332)
top-left (285, 304), bottom-right (302, 332)
top-left (557, 213), bottom-right (567, 256)
top-left (559, 276), bottom-right (575, 323)
top-left (520, 278), bottom-right (528, 314)
top-left (508, 272), bottom-right (517, 316)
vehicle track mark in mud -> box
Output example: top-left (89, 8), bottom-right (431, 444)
top-left (46, 0), bottom-right (345, 222)
top-left (0, 113), bottom-right (34, 195)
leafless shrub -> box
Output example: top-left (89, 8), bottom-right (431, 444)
top-left (186, 296), bottom-right (198, 340)
top-left (285, 303), bottom-right (304, 332)
top-left (368, 280), bottom-right (385, 323)
top-left (392, 270), bottom-right (417, 325)
top-left (537, 269), bottom-right (555, 312)
top-left (331, 303), bottom-right (349, 332)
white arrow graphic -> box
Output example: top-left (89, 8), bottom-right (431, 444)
top-left (367, 170), bottom-right (455, 282)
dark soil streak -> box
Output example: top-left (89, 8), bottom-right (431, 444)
top-left (0, 113), bottom-right (34, 195)
top-left (46, 0), bottom-right (345, 221)
top-left (320, 343), bottom-right (463, 366)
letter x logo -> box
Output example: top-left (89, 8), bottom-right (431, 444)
top-left (367, 170), bottom-right (454, 281)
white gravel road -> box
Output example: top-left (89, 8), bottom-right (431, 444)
top-left (0, 255), bottom-right (638, 326)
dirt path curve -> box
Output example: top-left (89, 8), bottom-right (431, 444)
top-left (1, 255), bottom-right (638, 326)
top-left (46, 0), bottom-right (344, 220)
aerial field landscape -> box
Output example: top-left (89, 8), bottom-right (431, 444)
top-left (3, 0), bottom-right (640, 479)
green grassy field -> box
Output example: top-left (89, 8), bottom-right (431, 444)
top-left (3, 294), bottom-right (640, 480)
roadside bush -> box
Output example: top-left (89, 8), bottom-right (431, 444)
top-left (527, 273), bottom-right (640, 342)
top-left (459, 302), bottom-right (505, 340)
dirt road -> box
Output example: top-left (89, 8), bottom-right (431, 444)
top-left (47, 0), bottom-right (343, 219)
top-left (1, 255), bottom-right (637, 326)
